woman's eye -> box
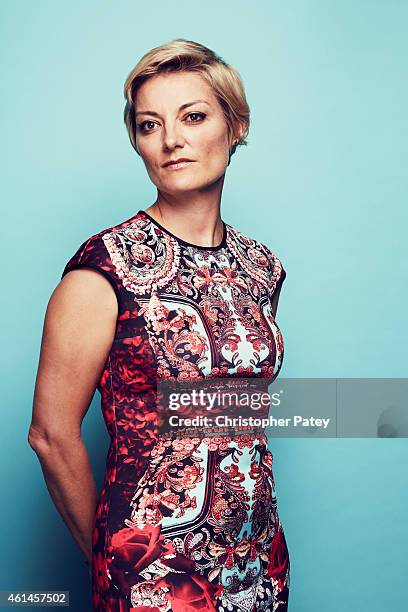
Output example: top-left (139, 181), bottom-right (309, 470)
top-left (186, 112), bottom-right (206, 123)
top-left (138, 120), bottom-right (156, 133)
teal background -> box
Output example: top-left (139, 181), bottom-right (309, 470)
top-left (1, 1), bottom-right (407, 610)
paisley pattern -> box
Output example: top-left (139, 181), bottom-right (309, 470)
top-left (61, 209), bottom-right (289, 611)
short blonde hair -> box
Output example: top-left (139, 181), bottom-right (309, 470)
top-left (123, 38), bottom-right (250, 160)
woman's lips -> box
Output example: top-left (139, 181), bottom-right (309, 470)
top-left (164, 161), bottom-right (194, 170)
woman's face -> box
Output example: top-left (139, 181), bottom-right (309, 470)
top-left (134, 71), bottom-right (234, 194)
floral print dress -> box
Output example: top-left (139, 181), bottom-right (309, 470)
top-left (61, 209), bottom-right (290, 612)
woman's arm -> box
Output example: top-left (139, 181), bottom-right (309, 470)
top-left (28, 268), bottom-right (118, 563)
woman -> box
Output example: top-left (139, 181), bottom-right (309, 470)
top-left (28, 39), bottom-right (290, 611)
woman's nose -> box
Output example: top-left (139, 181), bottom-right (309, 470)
top-left (162, 124), bottom-right (186, 150)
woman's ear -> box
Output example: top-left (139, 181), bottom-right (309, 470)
top-left (235, 121), bottom-right (246, 145)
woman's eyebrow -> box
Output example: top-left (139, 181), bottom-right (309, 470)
top-left (135, 99), bottom-right (210, 117)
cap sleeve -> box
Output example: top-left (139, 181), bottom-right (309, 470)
top-left (270, 260), bottom-right (286, 319)
top-left (274, 263), bottom-right (286, 292)
top-left (61, 234), bottom-right (122, 308)
top-left (259, 242), bottom-right (286, 317)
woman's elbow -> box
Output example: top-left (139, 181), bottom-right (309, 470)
top-left (27, 424), bottom-right (79, 454)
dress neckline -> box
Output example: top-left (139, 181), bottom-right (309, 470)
top-left (137, 209), bottom-right (228, 251)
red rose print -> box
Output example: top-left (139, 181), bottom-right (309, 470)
top-left (267, 526), bottom-right (289, 586)
top-left (155, 570), bottom-right (218, 612)
top-left (106, 523), bottom-right (174, 593)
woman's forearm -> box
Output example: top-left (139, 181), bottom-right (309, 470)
top-left (29, 434), bottom-right (98, 563)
